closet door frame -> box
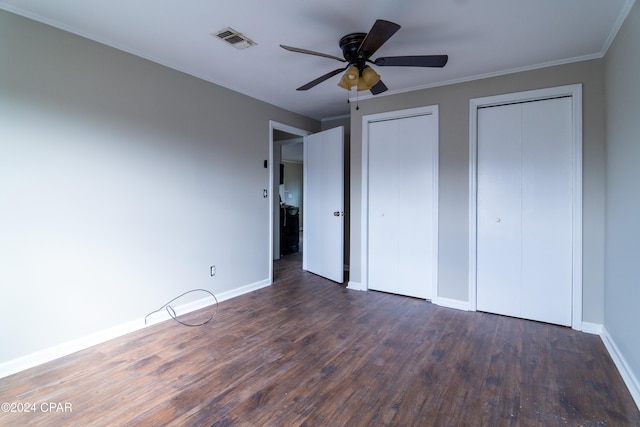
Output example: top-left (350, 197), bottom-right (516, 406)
top-left (360, 105), bottom-right (439, 301)
top-left (468, 84), bottom-right (583, 330)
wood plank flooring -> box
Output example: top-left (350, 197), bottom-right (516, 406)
top-left (1, 251), bottom-right (639, 426)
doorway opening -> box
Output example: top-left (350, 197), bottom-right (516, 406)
top-left (269, 121), bottom-right (310, 283)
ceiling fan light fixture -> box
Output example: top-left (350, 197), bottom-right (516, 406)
top-left (336, 73), bottom-right (352, 90)
top-left (356, 80), bottom-right (369, 91)
top-left (337, 65), bottom-right (381, 92)
top-left (337, 65), bottom-right (360, 90)
top-left (359, 66), bottom-right (381, 90)
top-left (345, 65), bottom-right (359, 81)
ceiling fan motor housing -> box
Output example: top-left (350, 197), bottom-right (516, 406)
top-left (339, 33), bottom-right (368, 69)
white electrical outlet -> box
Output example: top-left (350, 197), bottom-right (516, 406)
top-left (210, 265), bottom-right (216, 277)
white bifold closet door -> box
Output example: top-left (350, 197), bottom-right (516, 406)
top-left (367, 113), bottom-right (437, 300)
top-left (476, 97), bottom-right (573, 326)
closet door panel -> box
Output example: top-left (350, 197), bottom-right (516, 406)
top-left (396, 115), bottom-right (435, 299)
top-left (368, 120), bottom-right (400, 294)
top-left (476, 104), bottom-right (523, 317)
top-left (520, 98), bottom-right (573, 325)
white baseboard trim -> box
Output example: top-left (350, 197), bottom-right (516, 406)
top-left (0, 278), bottom-right (272, 379)
top-left (215, 279), bottom-right (271, 303)
top-left (436, 297), bottom-right (471, 311)
top-left (347, 281), bottom-right (365, 291)
top-left (601, 327), bottom-right (640, 410)
top-left (0, 318), bottom-right (142, 380)
top-left (581, 321), bottom-right (604, 335)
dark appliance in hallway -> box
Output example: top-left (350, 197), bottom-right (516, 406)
top-left (280, 205), bottom-right (299, 255)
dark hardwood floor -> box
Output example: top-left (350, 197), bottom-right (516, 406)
top-left (1, 251), bottom-right (639, 426)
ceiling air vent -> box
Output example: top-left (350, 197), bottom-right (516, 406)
top-left (213, 27), bottom-right (256, 50)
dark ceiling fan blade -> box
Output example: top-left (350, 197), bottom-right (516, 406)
top-left (370, 80), bottom-right (388, 95)
top-left (297, 67), bottom-right (348, 91)
top-left (374, 55), bottom-right (449, 68)
top-left (280, 45), bottom-right (346, 63)
top-left (357, 20), bottom-right (401, 59)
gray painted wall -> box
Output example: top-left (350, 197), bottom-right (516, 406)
top-left (0, 10), bottom-right (319, 364)
top-left (349, 59), bottom-right (607, 324)
top-left (604, 0), bottom-right (640, 396)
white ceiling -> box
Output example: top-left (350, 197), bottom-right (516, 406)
top-left (1, 0), bottom-right (634, 120)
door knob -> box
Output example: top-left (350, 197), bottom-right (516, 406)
top-left (333, 211), bottom-right (344, 216)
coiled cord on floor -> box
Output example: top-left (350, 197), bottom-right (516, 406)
top-left (144, 289), bottom-right (218, 327)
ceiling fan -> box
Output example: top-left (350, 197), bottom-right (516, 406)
top-left (280, 19), bottom-right (448, 95)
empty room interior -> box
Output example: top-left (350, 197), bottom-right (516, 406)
top-left (1, 0), bottom-right (640, 425)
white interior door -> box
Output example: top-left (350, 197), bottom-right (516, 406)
top-left (303, 126), bottom-right (344, 283)
top-left (366, 111), bottom-right (438, 300)
top-left (476, 97), bottom-right (573, 326)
